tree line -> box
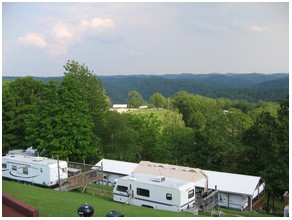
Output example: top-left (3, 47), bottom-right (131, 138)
top-left (2, 61), bottom-right (288, 198)
top-left (100, 73), bottom-right (288, 103)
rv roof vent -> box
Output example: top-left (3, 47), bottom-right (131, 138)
top-left (152, 176), bottom-right (166, 182)
top-left (33, 157), bottom-right (44, 162)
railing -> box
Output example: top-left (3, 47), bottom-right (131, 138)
top-left (195, 190), bottom-right (219, 212)
top-left (57, 160), bottom-right (103, 191)
top-left (251, 193), bottom-right (266, 211)
top-left (59, 168), bottom-right (103, 191)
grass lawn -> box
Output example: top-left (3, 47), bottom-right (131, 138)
top-left (132, 109), bottom-right (177, 121)
top-left (2, 180), bottom-right (277, 217)
top-left (2, 180), bottom-right (192, 217)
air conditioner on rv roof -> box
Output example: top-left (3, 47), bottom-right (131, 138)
top-left (152, 176), bottom-right (166, 182)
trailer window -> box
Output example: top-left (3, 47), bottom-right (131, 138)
top-left (117, 185), bottom-right (128, 192)
top-left (23, 167), bottom-right (28, 175)
top-left (2, 163), bottom-right (7, 169)
top-left (166, 193), bottom-right (172, 200)
top-left (12, 165), bottom-right (17, 171)
top-left (188, 189), bottom-right (194, 199)
top-left (137, 188), bottom-right (150, 197)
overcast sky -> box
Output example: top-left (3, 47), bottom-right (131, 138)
top-left (2, 2), bottom-right (289, 77)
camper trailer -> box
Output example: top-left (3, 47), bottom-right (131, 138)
top-left (113, 173), bottom-right (198, 212)
top-left (2, 154), bottom-right (68, 187)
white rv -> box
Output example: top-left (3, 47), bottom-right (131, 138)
top-left (113, 173), bottom-right (197, 212)
top-left (2, 154), bottom-right (68, 187)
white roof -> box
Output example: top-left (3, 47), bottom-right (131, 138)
top-left (95, 159), bottom-right (138, 175)
top-left (120, 173), bottom-right (194, 190)
top-left (196, 170), bottom-right (262, 196)
top-left (2, 154), bottom-right (67, 166)
top-left (112, 104), bottom-right (127, 108)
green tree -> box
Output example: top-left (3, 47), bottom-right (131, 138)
top-left (158, 125), bottom-right (195, 166)
top-left (128, 90), bottom-right (144, 108)
top-left (242, 110), bottom-right (288, 196)
top-left (2, 77), bottom-right (44, 153)
top-left (149, 92), bottom-right (167, 109)
top-left (126, 113), bottom-right (161, 161)
top-left (26, 75), bottom-right (97, 161)
top-left (2, 81), bottom-right (17, 153)
top-left (99, 111), bottom-right (141, 162)
top-left (63, 60), bottom-right (109, 148)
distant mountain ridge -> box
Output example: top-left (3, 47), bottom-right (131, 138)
top-left (2, 73), bottom-right (289, 103)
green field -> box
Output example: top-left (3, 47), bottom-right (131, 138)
top-left (2, 180), bottom-right (276, 217)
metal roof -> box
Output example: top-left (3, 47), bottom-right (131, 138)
top-left (196, 170), bottom-right (262, 196)
top-left (112, 104), bottom-right (127, 108)
top-left (95, 159), bottom-right (138, 175)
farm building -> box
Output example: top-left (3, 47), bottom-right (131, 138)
top-left (111, 104), bottom-right (128, 113)
top-left (195, 170), bottom-right (265, 211)
top-left (94, 159), bottom-right (138, 186)
top-left (112, 104), bottom-right (128, 109)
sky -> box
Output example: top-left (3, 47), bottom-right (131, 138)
top-left (1, 1), bottom-right (290, 77)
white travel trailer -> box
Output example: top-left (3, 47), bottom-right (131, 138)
top-left (113, 173), bottom-right (197, 212)
top-left (2, 154), bottom-right (68, 187)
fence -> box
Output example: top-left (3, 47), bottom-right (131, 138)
top-left (58, 160), bottom-right (103, 191)
top-left (83, 186), bottom-right (113, 198)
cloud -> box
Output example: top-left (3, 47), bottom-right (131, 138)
top-left (90, 18), bottom-right (114, 28)
top-left (16, 17), bottom-right (115, 57)
top-left (51, 23), bottom-right (73, 42)
top-left (17, 32), bottom-right (47, 48)
top-left (249, 24), bottom-right (270, 33)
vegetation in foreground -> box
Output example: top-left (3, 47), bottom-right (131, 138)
top-left (2, 60), bottom-right (288, 202)
top-left (2, 180), bottom-right (277, 217)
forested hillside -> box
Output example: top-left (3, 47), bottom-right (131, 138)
top-left (3, 73), bottom-right (288, 104)
top-left (2, 62), bottom-right (288, 200)
top-left (100, 73), bottom-right (288, 103)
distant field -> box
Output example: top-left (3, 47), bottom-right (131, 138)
top-left (130, 109), bottom-right (185, 128)
top-left (2, 180), bottom-right (275, 217)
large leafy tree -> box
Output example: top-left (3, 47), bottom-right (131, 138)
top-left (128, 90), bottom-right (144, 108)
top-left (26, 61), bottom-right (107, 161)
top-left (126, 113), bottom-right (161, 161)
top-left (99, 111), bottom-right (161, 162)
top-left (98, 111), bottom-right (141, 162)
top-left (26, 75), bottom-right (95, 161)
top-left (242, 109), bottom-right (288, 196)
top-left (2, 77), bottom-right (44, 153)
top-left (63, 60), bottom-right (109, 147)
top-left (158, 125), bottom-right (195, 166)
top-left (149, 92), bottom-right (167, 109)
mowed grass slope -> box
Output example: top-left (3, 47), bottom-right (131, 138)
top-left (2, 180), bottom-right (276, 217)
top-left (2, 180), bottom-right (193, 217)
